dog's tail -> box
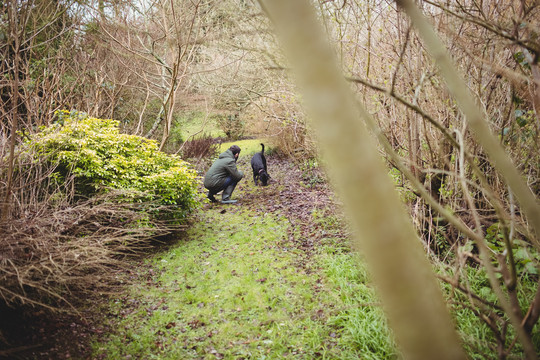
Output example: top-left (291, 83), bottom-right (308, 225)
top-left (260, 143), bottom-right (265, 155)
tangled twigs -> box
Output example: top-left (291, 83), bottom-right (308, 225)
top-left (0, 190), bottom-right (186, 313)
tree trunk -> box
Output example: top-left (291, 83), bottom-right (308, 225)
top-left (258, 1), bottom-right (467, 358)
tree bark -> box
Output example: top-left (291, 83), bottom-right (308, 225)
top-left (258, 1), bottom-right (467, 359)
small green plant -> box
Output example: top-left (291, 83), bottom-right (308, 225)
top-left (168, 115), bottom-right (184, 147)
top-left (300, 158), bottom-right (326, 187)
top-left (437, 261), bottom-right (539, 358)
top-left (485, 222), bottom-right (539, 276)
top-left (26, 110), bottom-right (201, 219)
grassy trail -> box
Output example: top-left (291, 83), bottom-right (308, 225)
top-left (91, 157), bottom-right (396, 359)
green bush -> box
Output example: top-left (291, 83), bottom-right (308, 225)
top-left (26, 110), bottom-right (201, 219)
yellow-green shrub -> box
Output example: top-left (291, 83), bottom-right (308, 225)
top-left (27, 110), bottom-right (200, 219)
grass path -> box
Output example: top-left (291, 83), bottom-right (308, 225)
top-left (91, 157), bottom-right (397, 359)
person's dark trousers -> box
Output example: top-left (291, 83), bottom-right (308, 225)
top-left (207, 176), bottom-right (239, 202)
top-left (220, 176), bottom-right (239, 201)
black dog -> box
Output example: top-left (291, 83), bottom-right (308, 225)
top-left (251, 143), bottom-right (270, 186)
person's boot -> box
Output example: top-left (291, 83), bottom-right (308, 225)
top-left (207, 191), bottom-right (218, 203)
top-left (221, 183), bottom-right (237, 204)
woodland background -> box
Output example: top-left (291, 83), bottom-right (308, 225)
top-left (1, 0), bottom-right (539, 358)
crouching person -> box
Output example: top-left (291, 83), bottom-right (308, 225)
top-left (204, 145), bottom-right (244, 204)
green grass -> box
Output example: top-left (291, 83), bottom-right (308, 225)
top-left (219, 139), bottom-right (271, 157)
top-left (91, 208), bottom-right (398, 359)
top-left (319, 250), bottom-right (398, 359)
top-left (175, 111), bottom-right (225, 140)
top-left (86, 152), bottom-right (537, 359)
top-left (436, 264), bottom-right (539, 359)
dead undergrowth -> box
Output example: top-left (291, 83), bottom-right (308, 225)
top-left (1, 191), bottom-right (186, 310)
top-left (0, 188), bottom-right (191, 359)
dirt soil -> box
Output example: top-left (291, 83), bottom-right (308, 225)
top-left (0, 156), bottom-right (347, 359)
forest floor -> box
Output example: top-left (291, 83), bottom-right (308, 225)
top-left (1, 155), bottom-right (396, 359)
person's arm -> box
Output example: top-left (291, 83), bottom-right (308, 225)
top-left (225, 159), bottom-right (244, 180)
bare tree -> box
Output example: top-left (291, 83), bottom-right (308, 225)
top-left (246, 0), bottom-right (540, 357)
top-left (96, 0), bottom-right (210, 150)
top-left (0, 0), bottom-right (90, 219)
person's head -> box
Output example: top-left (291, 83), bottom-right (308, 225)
top-left (230, 145), bottom-right (241, 160)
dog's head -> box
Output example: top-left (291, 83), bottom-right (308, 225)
top-left (259, 169), bottom-right (270, 186)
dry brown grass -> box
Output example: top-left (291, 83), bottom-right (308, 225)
top-left (0, 155), bottom-right (186, 313)
top-left (252, 118), bottom-right (318, 162)
top-left (1, 190), bottom-right (185, 312)
top-left (179, 134), bottom-right (220, 162)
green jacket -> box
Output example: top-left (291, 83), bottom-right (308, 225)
top-left (203, 149), bottom-right (244, 191)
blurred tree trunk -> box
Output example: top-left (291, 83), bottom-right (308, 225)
top-left (258, 0), bottom-right (467, 358)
